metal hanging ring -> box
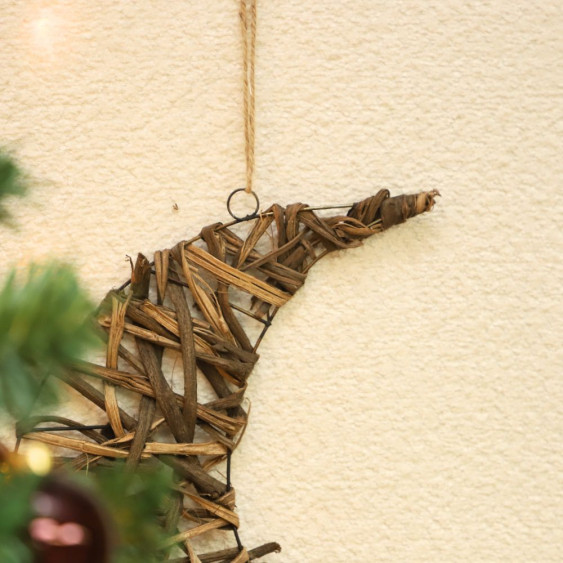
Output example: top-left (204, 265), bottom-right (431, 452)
top-left (226, 188), bottom-right (260, 221)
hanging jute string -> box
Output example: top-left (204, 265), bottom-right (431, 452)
top-left (240, 0), bottom-right (257, 194)
top-left (18, 189), bottom-right (438, 561)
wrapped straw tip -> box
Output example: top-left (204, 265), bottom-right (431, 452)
top-left (380, 189), bottom-right (440, 229)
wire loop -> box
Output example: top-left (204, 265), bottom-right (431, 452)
top-left (226, 188), bottom-right (260, 221)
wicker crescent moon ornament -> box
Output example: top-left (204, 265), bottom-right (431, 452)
top-left (19, 188), bottom-right (438, 561)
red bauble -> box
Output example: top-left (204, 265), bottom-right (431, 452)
top-left (29, 476), bottom-right (113, 563)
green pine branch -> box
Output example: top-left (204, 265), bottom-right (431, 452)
top-left (0, 262), bottom-right (100, 418)
top-left (0, 152), bottom-right (27, 226)
top-left (0, 471), bottom-right (41, 563)
top-left (87, 463), bottom-right (174, 562)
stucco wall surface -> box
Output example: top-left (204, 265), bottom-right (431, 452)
top-left (1, 1), bottom-right (562, 561)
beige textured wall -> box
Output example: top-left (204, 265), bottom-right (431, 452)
top-left (1, 1), bottom-right (562, 561)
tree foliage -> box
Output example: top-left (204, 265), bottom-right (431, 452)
top-left (0, 470), bottom-right (41, 563)
top-left (0, 152), bottom-right (27, 224)
top-left (87, 463), bottom-right (174, 562)
top-left (0, 263), bottom-right (100, 418)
